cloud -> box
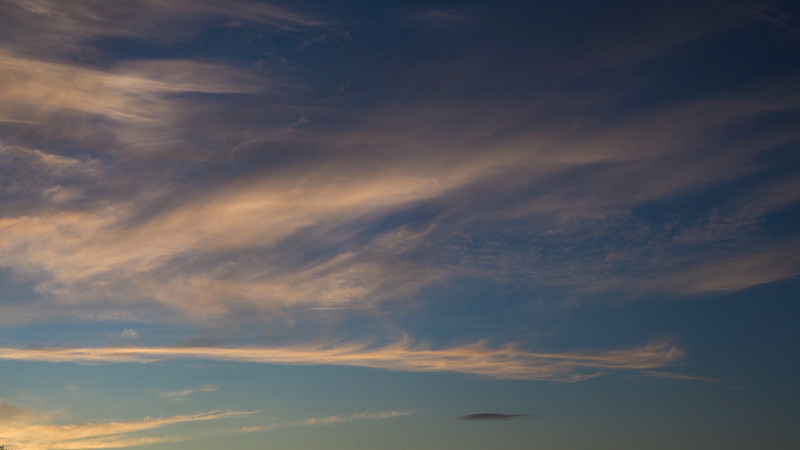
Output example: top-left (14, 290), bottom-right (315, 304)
top-left (0, 139), bottom-right (517, 319)
top-left (0, 51), bottom-right (272, 154)
top-left (1, 94), bottom-right (795, 325)
top-left (0, 398), bottom-right (37, 422)
top-left (736, 1), bottom-right (800, 34)
top-left (0, 338), bottom-right (683, 381)
top-left (160, 384), bottom-right (221, 401)
top-left (120, 329), bottom-right (139, 341)
top-left (0, 0), bottom-right (324, 58)
top-left (458, 413), bottom-right (530, 421)
top-left (550, 0), bottom-right (756, 69)
top-left (0, 143), bottom-right (103, 208)
top-left (403, 8), bottom-right (477, 26)
top-left (0, 4), bottom-right (795, 446)
top-left (0, 409), bottom-right (252, 450)
top-left (660, 246), bottom-right (800, 295)
top-left (0, 0), bottom-right (796, 338)
top-left (0, 402), bottom-right (405, 450)
top-left (210, 410), bottom-right (409, 438)
top-left (589, 244), bottom-right (800, 298)
top-left (641, 371), bottom-right (719, 383)
top-left (295, 410), bottom-right (411, 427)
top-left (207, 410), bottom-right (410, 436)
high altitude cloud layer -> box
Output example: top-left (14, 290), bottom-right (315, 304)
top-left (0, 0), bottom-right (322, 57)
top-left (0, 0), bottom-right (798, 373)
top-left (0, 403), bottom-right (408, 450)
top-left (0, 408), bottom-right (253, 450)
top-left (0, 2), bottom-right (798, 448)
top-left (1, 96), bottom-right (797, 323)
top-left (458, 413), bottom-right (530, 421)
top-left (0, 338), bottom-right (683, 381)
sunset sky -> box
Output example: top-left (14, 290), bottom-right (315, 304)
top-left (0, 0), bottom-right (799, 448)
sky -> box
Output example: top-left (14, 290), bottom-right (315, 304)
top-left (0, 0), bottom-right (799, 448)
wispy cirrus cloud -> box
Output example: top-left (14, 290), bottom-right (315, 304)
top-left (585, 244), bottom-right (800, 298)
top-left (401, 7), bottom-right (478, 26)
top-left (0, 51), bottom-right (275, 155)
top-left (458, 413), bottom-right (530, 421)
top-left (0, 409), bottom-right (252, 450)
top-left (0, 0), bottom-right (797, 339)
top-left (160, 384), bottom-right (221, 402)
top-left (0, 0), bottom-right (325, 167)
top-left (657, 246), bottom-right (800, 295)
top-left (0, 0), bottom-right (324, 58)
top-left (0, 338), bottom-right (683, 381)
top-left (206, 410), bottom-right (411, 436)
top-left (1, 93), bottom-right (798, 324)
top-left (0, 399), bottom-right (404, 450)
top-left (735, 1), bottom-right (800, 34)
top-left (641, 371), bottom-right (719, 383)
top-left (0, 143), bottom-right (103, 208)
top-left (0, 151), bottom-right (489, 318)
top-left (0, 1), bottom-right (796, 446)
top-left (292, 410), bottom-right (411, 427)
top-left (0, 398), bottom-right (38, 422)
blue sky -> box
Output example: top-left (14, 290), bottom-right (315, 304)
top-left (0, 0), bottom-right (799, 448)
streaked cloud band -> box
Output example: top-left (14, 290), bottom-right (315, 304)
top-left (0, 410), bottom-right (252, 450)
top-left (0, 339), bottom-right (683, 381)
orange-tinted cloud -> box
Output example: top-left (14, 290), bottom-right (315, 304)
top-left (0, 409), bottom-right (252, 450)
top-left (0, 338), bottom-right (683, 381)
